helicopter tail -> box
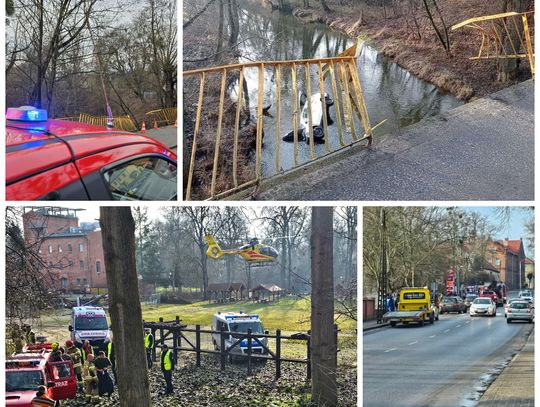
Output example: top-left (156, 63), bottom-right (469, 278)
top-left (204, 235), bottom-right (223, 259)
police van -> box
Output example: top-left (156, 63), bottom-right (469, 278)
top-left (211, 312), bottom-right (268, 360)
top-left (69, 307), bottom-right (111, 350)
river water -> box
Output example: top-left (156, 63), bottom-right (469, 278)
top-left (232, 2), bottom-right (463, 176)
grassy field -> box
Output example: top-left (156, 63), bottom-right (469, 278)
top-left (142, 296), bottom-right (356, 332)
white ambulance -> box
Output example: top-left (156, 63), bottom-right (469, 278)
top-left (69, 307), bottom-right (111, 350)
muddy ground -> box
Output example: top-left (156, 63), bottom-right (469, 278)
top-left (62, 353), bottom-right (357, 407)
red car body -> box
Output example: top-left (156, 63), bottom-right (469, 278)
top-left (6, 107), bottom-right (177, 200)
top-left (6, 343), bottom-right (77, 406)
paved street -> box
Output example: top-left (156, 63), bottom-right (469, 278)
top-left (249, 80), bottom-right (533, 201)
top-left (363, 307), bottom-right (533, 407)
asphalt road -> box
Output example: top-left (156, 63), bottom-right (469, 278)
top-left (363, 307), bottom-right (533, 407)
top-left (251, 80), bottom-right (533, 201)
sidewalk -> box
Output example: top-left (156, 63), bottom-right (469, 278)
top-left (476, 329), bottom-right (534, 407)
top-left (363, 319), bottom-right (389, 331)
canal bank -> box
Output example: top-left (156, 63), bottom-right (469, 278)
top-left (284, 0), bottom-right (533, 101)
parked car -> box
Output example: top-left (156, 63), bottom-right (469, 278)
top-left (464, 294), bottom-right (478, 308)
top-left (519, 291), bottom-right (534, 303)
top-left (440, 296), bottom-right (467, 314)
top-left (506, 300), bottom-right (534, 323)
top-left (469, 298), bottom-right (496, 317)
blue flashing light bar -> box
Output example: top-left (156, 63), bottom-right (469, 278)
top-left (224, 314), bottom-right (259, 320)
top-left (7, 106), bottom-right (48, 122)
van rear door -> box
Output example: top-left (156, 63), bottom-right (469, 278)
top-left (47, 360), bottom-right (77, 400)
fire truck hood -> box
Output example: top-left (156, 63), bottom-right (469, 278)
top-left (6, 390), bottom-right (37, 406)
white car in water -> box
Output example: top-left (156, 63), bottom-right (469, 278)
top-left (282, 92), bottom-right (334, 143)
top-left (469, 297), bottom-right (496, 317)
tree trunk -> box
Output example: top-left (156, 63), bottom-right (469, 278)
top-left (100, 207), bottom-right (151, 407)
top-left (215, 0), bottom-right (224, 62)
top-left (311, 207), bottom-right (337, 406)
top-left (201, 243), bottom-right (209, 300)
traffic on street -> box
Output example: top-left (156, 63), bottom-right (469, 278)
top-left (364, 290), bottom-right (533, 407)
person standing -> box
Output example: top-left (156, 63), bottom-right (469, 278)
top-left (82, 340), bottom-right (94, 362)
top-left (105, 339), bottom-right (116, 383)
top-left (83, 354), bottom-right (99, 403)
top-left (66, 340), bottom-right (83, 389)
top-left (30, 386), bottom-right (55, 406)
top-left (24, 325), bottom-right (36, 345)
top-left (144, 329), bottom-right (154, 369)
top-left (94, 351), bottom-right (114, 398)
top-left (160, 344), bottom-right (175, 395)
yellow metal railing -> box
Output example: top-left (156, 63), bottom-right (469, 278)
top-left (184, 39), bottom-right (375, 200)
top-left (145, 107), bottom-right (178, 127)
top-left (452, 11), bottom-right (534, 75)
top-left (78, 113), bottom-right (138, 132)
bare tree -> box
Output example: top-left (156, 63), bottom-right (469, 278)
top-left (100, 207), bottom-right (151, 407)
top-left (311, 207), bottom-right (337, 406)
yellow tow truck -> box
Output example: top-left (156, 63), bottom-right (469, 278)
top-left (383, 287), bottom-right (439, 327)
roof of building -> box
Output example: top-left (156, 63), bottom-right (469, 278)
top-left (524, 257), bottom-right (534, 264)
top-left (506, 239), bottom-right (523, 254)
top-left (208, 282), bottom-right (245, 292)
top-left (252, 284), bottom-right (283, 293)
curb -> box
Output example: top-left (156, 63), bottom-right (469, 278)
top-left (363, 322), bottom-right (390, 332)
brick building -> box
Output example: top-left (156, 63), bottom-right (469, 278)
top-left (23, 207), bottom-right (107, 293)
top-left (485, 239), bottom-right (526, 290)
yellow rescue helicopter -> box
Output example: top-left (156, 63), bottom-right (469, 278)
top-left (204, 235), bottom-right (279, 264)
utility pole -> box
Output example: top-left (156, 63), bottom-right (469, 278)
top-left (377, 208), bottom-right (388, 324)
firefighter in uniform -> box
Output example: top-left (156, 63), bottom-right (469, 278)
top-left (144, 329), bottom-right (154, 369)
top-left (105, 340), bottom-right (116, 383)
top-left (160, 344), bottom-right (175, 395)
top-left (66, 340), bottom-right (84, 389)
top-left (83, 354), bottom-right (100, 403)
top-left (24, 325), bottom-right (36, 345)
top-left (30, 385), bottom-right (55, 406)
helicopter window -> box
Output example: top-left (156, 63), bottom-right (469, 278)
top-left (259, 247), bottom-right (278, 257)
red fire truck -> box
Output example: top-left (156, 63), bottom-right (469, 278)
top-left (6, 343), bottom-right (77, 406)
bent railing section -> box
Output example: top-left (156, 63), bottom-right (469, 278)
top-left (452, 11), bottom-right (534, 76)
top-left (183, 40), bottom-right (374, 200)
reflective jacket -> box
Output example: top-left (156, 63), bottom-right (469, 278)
top-left (160, 349), bottom-right (174, 371)
top-left (144, 333), bottom-right (154, 349)
top-left (31, 395), bottom-right (55, 406)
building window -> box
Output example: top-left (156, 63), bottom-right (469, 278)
top-left (496, 259), bottom-right (501, 266)
top-left (80, 260), bottom-right (84, 269)
top-left (48, 245), bottom-right (52, 253)
top-left (79, 243), bottom-right (84, 252)
top-left (58, 245), bottom-right (62, 253)
top-left (67, 244), bottom-right (72, 253)
top-left (68, 260), bottom-right (73, 268)
top-left (83, 278), bottom-right (87, 286)
top-left (96, 261), bottom-right (101, 275)
top-left (76, 278), bottom-right (81, 286)
top-left (61, 278), bottom-right (68, 289)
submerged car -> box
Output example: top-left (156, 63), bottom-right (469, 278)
top-left (469, 298), bottom-right (496, 317)
top-left (506, 300), bottom-right (534, 323)
top-left (6, 106), bottom-right (177, 200)
top-left (283, 92), bottom-right (334, 143)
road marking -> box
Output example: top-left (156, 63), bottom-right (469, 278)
top-left (444, 329), bottom-right (450, 333)
top-left (429, 335), bottom-right (436, 338)
top-left (384, 348), bottom-right (397, 353)
top-left (408, 341), bottom-right (418, 346)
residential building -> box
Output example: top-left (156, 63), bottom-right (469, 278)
top-left (23, 207), bottom-right (107, 293)
top-left (485, 239), bottom-right (526, 290)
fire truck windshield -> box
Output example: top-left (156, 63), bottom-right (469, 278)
top-left (6, 370), bottom-right (44, 392)
top-left (75, 316), bottom-right (108, 330)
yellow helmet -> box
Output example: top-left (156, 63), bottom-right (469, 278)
top-left (51, 342), bottom-right (59, 351)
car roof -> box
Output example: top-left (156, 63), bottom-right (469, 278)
top-left (7, 119), bottom-right (172, 184)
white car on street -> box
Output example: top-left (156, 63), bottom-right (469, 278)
top-left (469, 297), bottom-right (496, 317)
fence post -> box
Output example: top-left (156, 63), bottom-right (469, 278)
top-left (220, 326), bottom-right (226, 371)
top-left (275, 329), bottom-right (281, 380)
top-left (307, 329), bottom-right (311, 380)
top-left (176, 316), bottom-right (182, 349)
top-left (172, 329), bottom-right (178, 362)
top-left (196, 324), bottom-right (201, 367)
top-left (247, 328), bottom-right (252, 376)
